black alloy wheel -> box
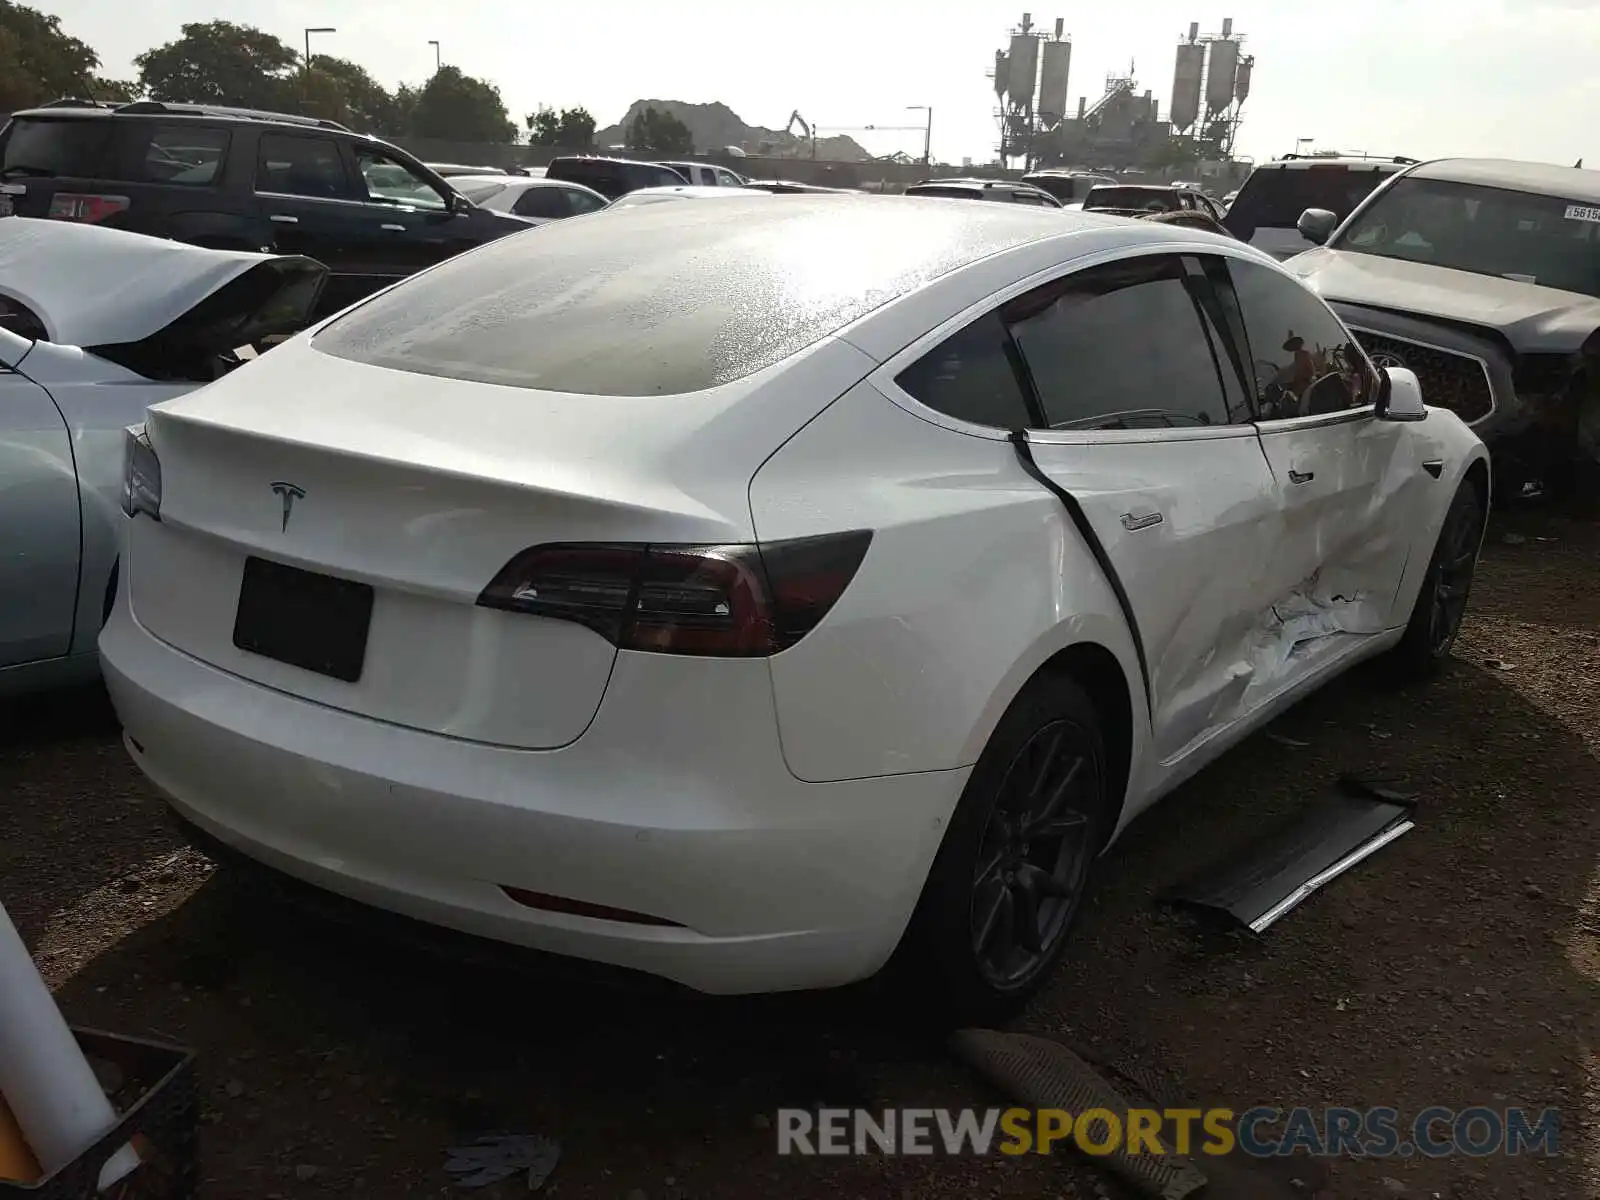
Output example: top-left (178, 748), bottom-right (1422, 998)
top-left (970, 720), bottom-right (1098, 988)
top-left (1428, 487), bottom-right (1482, 656)
top-left (897, 674), bottom-right (1110, 1025)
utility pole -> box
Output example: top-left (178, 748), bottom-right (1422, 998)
top-left (908, 105), bottom-right (933, 166)
top-left (429, 40), bottom-right (441, 73)
top-left (303, 26), bottom-right (336, 85)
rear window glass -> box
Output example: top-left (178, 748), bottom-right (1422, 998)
top-left (1225, 165), bottom-right (1395, 238)
top-left (457, 181), bottom-right (507, 203)
top-left (0, 119), bottom-right (110, 179)
top-left (1083, 187), bottom-right (1179, 212)
top-left (313, 200), bottom-right (1050, 395)
top-left (906, 185), bottom-right (982, 200)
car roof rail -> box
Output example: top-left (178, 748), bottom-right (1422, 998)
top-left (38, 97), bottom-right (119, 109)
top-left (111, 99), bottom-right (351, 132)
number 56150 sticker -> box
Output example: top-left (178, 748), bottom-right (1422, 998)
top-left (1564, 203), bottom-right (1600, 223)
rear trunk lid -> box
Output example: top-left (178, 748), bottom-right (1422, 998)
top-left (131, 333), bottom-right (874, 749)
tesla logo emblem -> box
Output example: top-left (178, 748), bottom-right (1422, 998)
top-left (270, 481), bottom-right (305, 532)
top-left (1370, 352), bottom-right (1407, 370)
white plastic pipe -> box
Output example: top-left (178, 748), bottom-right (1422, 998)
top-left (0, 902), bottom-right (138, 1188)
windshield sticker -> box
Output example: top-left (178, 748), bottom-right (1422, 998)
top-left (1564, 204), bottom-right (1600, 223)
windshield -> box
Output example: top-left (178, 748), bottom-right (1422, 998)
top-left (1335, 177), bottom-right (1600, 299)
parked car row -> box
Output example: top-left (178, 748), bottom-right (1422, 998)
top-left (3, 183), bottom-right (1492, 1019)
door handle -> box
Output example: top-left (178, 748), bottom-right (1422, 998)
top-left (379, 223), bottom-right (405, 232)
top-left (1120, 511), bottom-right (1164, 531)
top-left (269, 214), bottom-right (298, 225)
top-left (1288, 468), bottom-right (1315, 485)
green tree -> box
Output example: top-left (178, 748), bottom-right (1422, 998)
top-left (403, 65), bottom-right (515, 143)
top-left (307, 55), bottom-right (402, 133)
top-left (89, 75), bottom-right (140, 102)
top-left (625, 105), bottom-right (692, 156)
top-left (0, 0), bottom-right (100, 110)
top-left (134, 21), bottom-right (298, 110)
top-left (526, 105), bottom-right (595, 149)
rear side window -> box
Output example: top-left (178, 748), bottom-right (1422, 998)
top-left (1005, 255), bottom-right (1235, 429)
top-left (646, 163), bottom-right (687, 187)
top-left (551, 161), bottom-right (626, 199)
top-left (1224, 165), bottom-right (1393, 238)
top-left (142, 126), bottom-right (228, 186)
top-left (894, 311), bottom-right (1032, 428)
top-left (0, 119), bottom-right (110, 179)
top-left (512, 186), bottom-right (580, 219)
top-left (256, 135), bottom-right (353, 199)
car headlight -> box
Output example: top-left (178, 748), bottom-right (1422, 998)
top-left (120, 426), bottom-right (162, 521)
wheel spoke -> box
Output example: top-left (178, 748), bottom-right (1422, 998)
top-left (1032, 809), bottom-right (1088, 839)
top-left (1018, 861), bottom-right (1074, 899)
top-left (1012, 879), bottom-right (1043, 954)
top-left (1026, 754), bottom-right (1084, 833)
top-left (973, 880), bottom-right (1011, 954)
top-left (1022, 727), bottom-right (1065, 804)
top-left (973, 847), bottom-right (1006, 887)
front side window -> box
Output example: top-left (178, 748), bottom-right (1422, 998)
top-left (356, 148), bottom-right (447, 211)
top-left (1226, 258), bottom-right (1374, 420)
top-left (1005, 255), bottom-right (1236, 430)
top-left (142, 126), bottom-right (229, 186)
top-left (894, 311), bottom-right (1033, 429)
top-left (714, 168), bottom-right (744, 186)
top-left (1335, 176), bottom-right (1600, 299)
top-left (256, 135), bottom-right (353, 199)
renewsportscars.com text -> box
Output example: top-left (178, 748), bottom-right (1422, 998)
top-left (775, 1106), bottom-right (1560, 1158)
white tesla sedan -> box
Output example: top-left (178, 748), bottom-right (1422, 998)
top-left (101, 197), bottom-right (1488, 1018)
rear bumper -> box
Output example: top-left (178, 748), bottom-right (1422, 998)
top-left (99, 593), bottom-right (965, 995)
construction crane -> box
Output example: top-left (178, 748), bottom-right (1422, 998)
top-left (786, 110), bottom-right (814, 158)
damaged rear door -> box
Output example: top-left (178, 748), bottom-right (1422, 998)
top-left (1004, 253), bottom-right (1287, 763)
top-left (1219, 256), bottom-right (1419, 636)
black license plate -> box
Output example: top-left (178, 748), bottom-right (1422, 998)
top-left (232, 557), bottom-right (374, 682)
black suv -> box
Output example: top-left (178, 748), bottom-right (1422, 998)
top-left (0, 99), bottom-right (531, 315)
top-left (544, 156), bottom-right (687, 200)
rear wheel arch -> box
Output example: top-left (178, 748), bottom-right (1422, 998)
top-left (1034, 642), bottom-right (1134, 846)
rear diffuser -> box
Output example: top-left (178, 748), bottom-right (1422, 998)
top-left (950, 1029), bottom-right (1209, 1199)
top-left (1166, 774), bottom-right (1416, 933)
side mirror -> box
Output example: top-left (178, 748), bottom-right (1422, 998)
top-left (1297, 207), bottom-right (1338, 246)
top-left (1376, 366), bottom-right (1427, 422)
top-left (448, 193), bottom-right (473, 215)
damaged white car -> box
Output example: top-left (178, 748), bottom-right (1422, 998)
top-left (100, 201), bottom-right (1487, 1018)
top-left (1, 218), bottom-right (325, 696)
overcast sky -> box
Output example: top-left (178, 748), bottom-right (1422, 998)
top-left (46, 0), bottom-right (1600, 166)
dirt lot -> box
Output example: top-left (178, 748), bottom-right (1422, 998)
top-left (3, 507), bottom-right (1596, 1200)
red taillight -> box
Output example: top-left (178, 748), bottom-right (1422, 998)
top-left (48, 193), bottom-right (130, 223)
top-left (500, 886), bottom-right (684, 927)
top-left (476, 532), bottom-right (873, 657)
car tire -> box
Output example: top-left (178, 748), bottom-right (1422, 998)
top-left (895, 673), bottom-right (1110, 1027)
top-left (1387, 479), bottom-right (1484, 680)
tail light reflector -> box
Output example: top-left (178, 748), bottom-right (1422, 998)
top-left (48, 193), bottom-right (131, 223)
top-left (501, 886), bottom-right (684, 927)
top-left (476, 531), bottom-right (872, 657)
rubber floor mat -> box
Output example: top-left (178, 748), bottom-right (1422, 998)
top-left (950, 1028), bottom-right (1208, 1199)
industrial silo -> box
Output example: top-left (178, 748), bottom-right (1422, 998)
top-left (1233, 54), bottom-right (1253, 103)
top-left (1008, 32), bottom-right (1040, 107)
top-left (1170, 39), bottom-right (1204, 131)
top-left (1038, 39), bottom-right (1072, 124)
top-left (1205, 37), bottom-right (1239, 114)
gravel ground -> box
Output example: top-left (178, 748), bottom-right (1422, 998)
top-left (2, 506), bottom-right (1595, 1200)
